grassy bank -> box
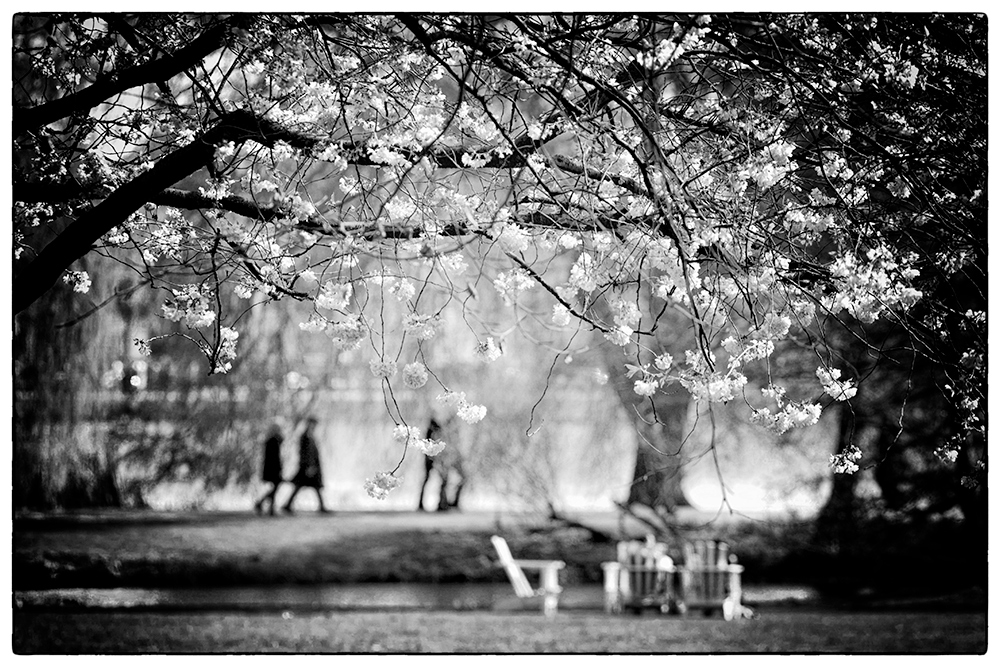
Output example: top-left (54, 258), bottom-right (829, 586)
top-left (13, 509), bottom-right (986, 600)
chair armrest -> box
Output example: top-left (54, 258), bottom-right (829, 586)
top-left (621, 564), bottom-right (676, 573)
top-left (678, 565), bottom-right (744, 574)
top-left (514, 559), bottom-right (566, 570)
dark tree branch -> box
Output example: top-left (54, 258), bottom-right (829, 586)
top-left (545, 500), bottom-right (615, 543)
top-left (613, 501), bottom-right (683, 542)
top-left (14, 96), bottom-right (670, 315)
top-left (13, 178), bottom-right (89, 202)
top-left (14, 109), bottom-right (315, 314)
top-left (150, 188), bottom-right (288, 222)
top-left (54, 277), bottom-right (152, 329)
top-left (13, 17), bottom-right (244, 136)
top-left (15, 180), bottom-right (626, 243)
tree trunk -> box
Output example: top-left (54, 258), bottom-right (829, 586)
top-left (814, 404), bottom-right (860, 547)
top-left (625, 390), bottom-right (692, 512)
top-left (601, 345), bottom-right (691, 513)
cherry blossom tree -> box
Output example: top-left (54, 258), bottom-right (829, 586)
top-left (13, 14), bottom-right (986, 501)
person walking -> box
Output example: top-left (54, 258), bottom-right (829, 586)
top-left (417, 416), bottom-right (463, 512)
top-left (282, 416), bottom-right (329, 514)
top-left (254, 423), bottom-right (284, 516)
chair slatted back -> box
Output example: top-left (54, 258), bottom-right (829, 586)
top-left (619, 537), bottom-right (670, 601)
top-left (683, 540), bottom-right (736, 605)
top-left (491, 535), bottom-right (534, 598)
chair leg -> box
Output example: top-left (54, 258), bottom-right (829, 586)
top-left (541, 565), bottom-right (560, 617)
top-left (543, 591), bottom-right (558, 617)
top-left (602, 563), bottom-right (621, 614)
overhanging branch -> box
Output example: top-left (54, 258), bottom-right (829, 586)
top-left (14, 109), bottom-right (318, 314)
top-left (13, 16), bottom-right (245, 136)
top-left (13, 104), bottom-right (664, 314)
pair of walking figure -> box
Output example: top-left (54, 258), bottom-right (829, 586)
top-left (255, 416), bottom-right (329, 515)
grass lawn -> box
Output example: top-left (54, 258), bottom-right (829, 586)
top-left (13, 609), bottom-right (987, 653)
top-left (15, 509), bottom-right (984, 598)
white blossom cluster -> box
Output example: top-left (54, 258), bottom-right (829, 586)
top-left (816, 367), bottom-right (858, 401)
top-left (412, 438), bottom-right (446, 457)
top-left (234, 276), bottom-right (260, 299)
top-left (212, 327), bottom-right (239, 374)
top-left (633, 379), bottom-right (658, 397)
top-left (824, 246), bottom-right (922, 323)
top-left (316, 280), bottom-right (353, 311)
top-left (141, 210), bottom-right (186, 264)
top-left (324, 317), bottom-right (366, 350)
top-left (436, 252), bottom-right (469, 275)
top-left (490, 220), bottom-right (532, 254)
top-left (551, 304), bottom-right (572, 327)
top-left (391, 424), bottom-right (447, 458)
top-left (604, 326), bottom-right (633, 347)
top-left (750, 401), bottom-right (822, 435)
top-left (402, 361), bottom-right (428, 388)
top-left (934, 445), bottom-right (959, 464)
top-left (62, 270), bottom-right (92, 294)
top-left (475, 337), bottom-right (502, 363)
top-left (392, 424), bottom-right (422, 444)
top-left (740, 141), bottom-right (798, 191)
top-left (681, 368), bottom-right (748, 404)
top-left (567, 252), bottom-right (601, 293)
top-left (438, 391), bottom-right (487, 424)
top-left (368, 274), bottom-right (416, 302)
top-left (369, 359), bottom-right (398, 379)
top-left (830, 445), bottom-right (863, 475)
top-left (134, 338), bottom-right (152, 357)
top-left (635, 18), bottom-right (712, 70)
top-left (493, 268), bottom-right (534, 305)
top-left (403, 313), bottom-right (442, 341)
top-left (161, 284), bottom-right (216, 329)
top-left (364, 471), bottom-right (402, 500)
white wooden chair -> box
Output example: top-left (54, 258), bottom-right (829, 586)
top-left (601, 534), bottom-right (678, 614)
top-left (490, 535), bottom-right (565, 617)
top-left (678, 539), bottom-right (746, 620)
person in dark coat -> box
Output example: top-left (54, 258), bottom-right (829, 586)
top-left (282, 416), bottom-right (329, 513)
top-left (417, 416), bottom-right (464, 512)
top-left (254, 423), bottom-right (284, 516)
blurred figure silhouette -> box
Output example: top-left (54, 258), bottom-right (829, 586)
top-left (417, 417), bottom-right (464, 512)
top-left (254, 422), bottom-right (284, 516)
top-left (282, 416), bottom-right (329, 514)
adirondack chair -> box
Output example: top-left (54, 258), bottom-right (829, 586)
top-left (677, 539), bottom-right (745, 620)
top-left (601, 535), bottom-right (678, 614)
top-left (490, 535), bottom-right (565, 617)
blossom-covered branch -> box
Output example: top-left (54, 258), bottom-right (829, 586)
top-left (13, 13), bottom-right (985, 497)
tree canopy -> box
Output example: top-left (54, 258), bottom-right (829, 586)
top-left (13, 13), bottom-right (986, 499)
